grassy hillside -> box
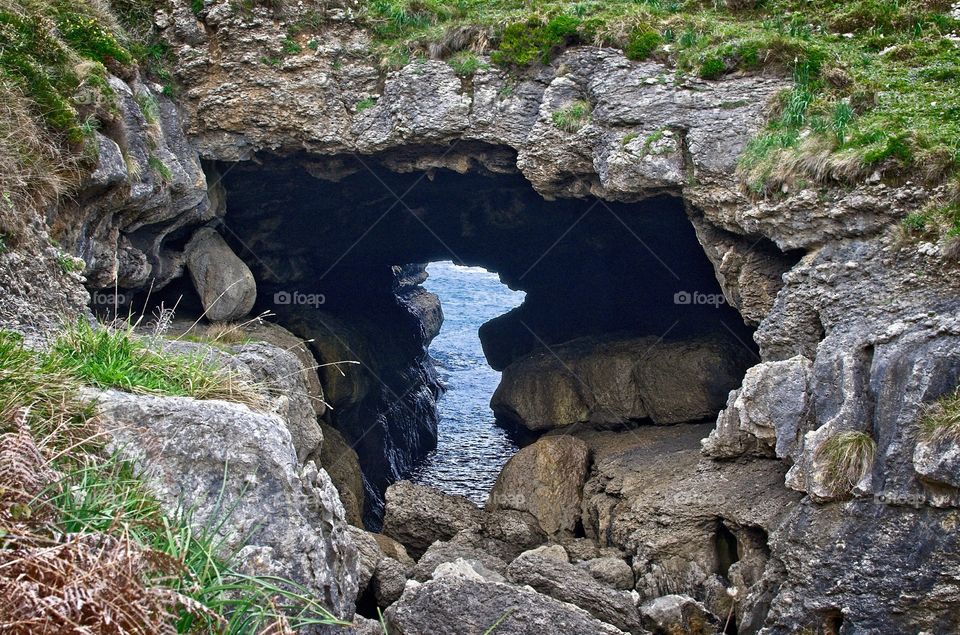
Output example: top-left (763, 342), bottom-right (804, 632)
top-left (360, 0), bottom-right (960, 201)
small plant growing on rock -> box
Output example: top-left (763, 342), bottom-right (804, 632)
top-left (624, 24), bottom-right (661, 61)
top-left (551, 100), bottom-right (592, 133)
top-left (356, 97), bottom-right (378, 112)
top-left (447, 51), bottom-right (487, 77)
top-left (816, 430), bottom-right (876, 495)
top-left (919, 389), bottom-right (960, 442)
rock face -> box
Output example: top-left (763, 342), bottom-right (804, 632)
top-left (93, 389), bottom-right (358, 620)
top-left (384, 576), bottom-right (629, 635)
top-left (486, 436), bottom-right (590, 537)
top-left (318, 422), bottom-right (366, 526)
top-left (491, 335), bottom-right (756, 430)
top-left (579, 425), bottom-right (800, 633)
top-left (185, 227), bottom-right (257, 322)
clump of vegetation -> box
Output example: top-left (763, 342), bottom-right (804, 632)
top-left (448, 50), bottom-right (487, 76)
top-left (356, 96), bottom-right (378, 112)
top-left (816, 430), bottom-right (877, 495)
top-left (281, 35), bottom-right (302, 55)
top-left (148, 155), bottom-right (173, 182)
top-left (55, 251), bottom-right (84, 274)
top-left (490, 15), bottom-right (582, 66)
top-left (624, 23), bottom-right (661, 61)
top-left (919, 389), bottom-right (960, 442)
top-left (0, 329), bottom-right (345, 632)
top-left (551, 99), bottom-right (591, 132)
top-left (48, 319), bottom-right (265, 408)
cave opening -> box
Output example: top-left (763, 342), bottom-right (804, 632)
top-left (160, 146), bottom-right (762, 527)
top-left (406, 261), bottom-right (527, 505)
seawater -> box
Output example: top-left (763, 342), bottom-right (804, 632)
top-left (407, 261), bottom-right (526, 506)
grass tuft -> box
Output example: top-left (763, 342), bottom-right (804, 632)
top-left (551, 99), bottom-right (592, 132)
top-left (815, 430), bottom-right (877, 495)
top-left (919, 389), bottom-right (960, 442)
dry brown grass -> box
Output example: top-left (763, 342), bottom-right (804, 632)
top-left (0, 80), bottom-right (78, 247)
top-left (815, 430), bottom-right (877, 496)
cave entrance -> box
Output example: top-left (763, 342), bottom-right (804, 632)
top-left (407, 261), bottom-right (526, 505)
top-left (208, 146), bottom-right (760, 526)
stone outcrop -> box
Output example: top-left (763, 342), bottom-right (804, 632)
top-left (491, 334), bottom-right (756, 430)
top-left (639, 595), bottom-right (720, 635)
top-left (318, 422), bottom-right (366, 526)
top-left (486, 435), bottom-right (590, 537)
top-left (579, 425), bottom-right (800, 633)
top-left (93, 388), bottom-right (358, 620)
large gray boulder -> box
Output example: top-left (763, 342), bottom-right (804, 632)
top-left (92, 389), bottom-right (358, 620)
top-left (506, 547), bottom-right (644, 633)
top-left (384, 576), bottom-right (629, 635)
top-left (382, 480), bottom-right (483, 557)
top-left (639, 594), bottom-right (720, 635)
top-left (486, 435), bottom-right (590, 538)
top-left (186, 227), bottom-right (257, 322)
top-left (491, 334), bottom-right (754, 430)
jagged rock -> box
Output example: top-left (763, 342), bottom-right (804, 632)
top-left (913, 435), bottom-right (960, 489)
top-left (185, 227), bottom-right (256, 322)
top-left (433, 558), bottom-right (504, 583)
top-left (384, 576), bottom-right (629, 635)
top-left (560, 537), bottom-right (627, 563)
top-left (382, 481), bottom-right (483, 557)
top-left (318, 422), bottom-right (366, 526)
top-left (580, 557), bottom-right (635, 591)
top-left (507, 547), bottom-right (644, 633)
top-left (92, 389), bottom-right (358, 620)
top-left (239, 320), bottom-right (327, 415)
top-left (765, 500), bottom-right (960, 634)
top-left (491, 334), bottom-right (755, 430)
top-left (346, 525), bottom-right (413, 608)
top-left (413, 539), bottom-right (509, 582)
top-left (475, 509), bottom-right (548, 558)
top-left (486, 436), bottom-right (590, 538)
top-left (371, 533), bottom-right (414, 567)
top-left (639, 594), bottom-right (720, 635)
top-left (702, 356), bottom-right (813, 460)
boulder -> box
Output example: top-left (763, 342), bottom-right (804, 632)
top-left (580, 557), bottom-right (635, 591)
top-left (506, 547), bottom-right (644, 633)
top-left (639, 595), bottom-right (720, 635)
top-left (384, 576), bottom-right (628, 635)
top-left (413, 539), bottom-right (509, 582)
top-left (93, 389), bottom-right (358, 620)
top-left (349, 616), bottom-right (385, 635)
top-left (382, 481), bottom-right (484, 557)
top-left (431, 558), bottom-right (506, 584)
top-left (346, 525), bottom-right (413, 607)
top-left (491, 334), bottom-right (754, 430)
top-left (486, 436), bottom-right (590, 537)
top-left (186, 227), bottom-right (257, 322)
top-left (373, 556), bottom-right (409, 606)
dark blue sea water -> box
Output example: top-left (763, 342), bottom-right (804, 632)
top-left (408, 261), bottom-right (527, 505)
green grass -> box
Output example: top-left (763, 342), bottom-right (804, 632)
top-left (148, 155), bottom-right (172, 181)
top-left (356, 0), bottom-right (960, 191)
top-left (47, 319), bottom-right (265, 408)
top-left (551, 99), bottom-right (591, 132)
top-left (356, 96), bottom-right (379, 112)
top-left (920, 388), bottom-right (960, 441)
top-left (448, 50), bottom-right (488, 76)
top-left (815, 430), bottom-right (877, 496)
top-left (55, 252), bottom-right (84, 274)
top-left (0, 328), bottom-right (346, 632)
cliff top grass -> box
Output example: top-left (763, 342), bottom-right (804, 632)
top-left (361, 0), bottom-right (960, 196)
